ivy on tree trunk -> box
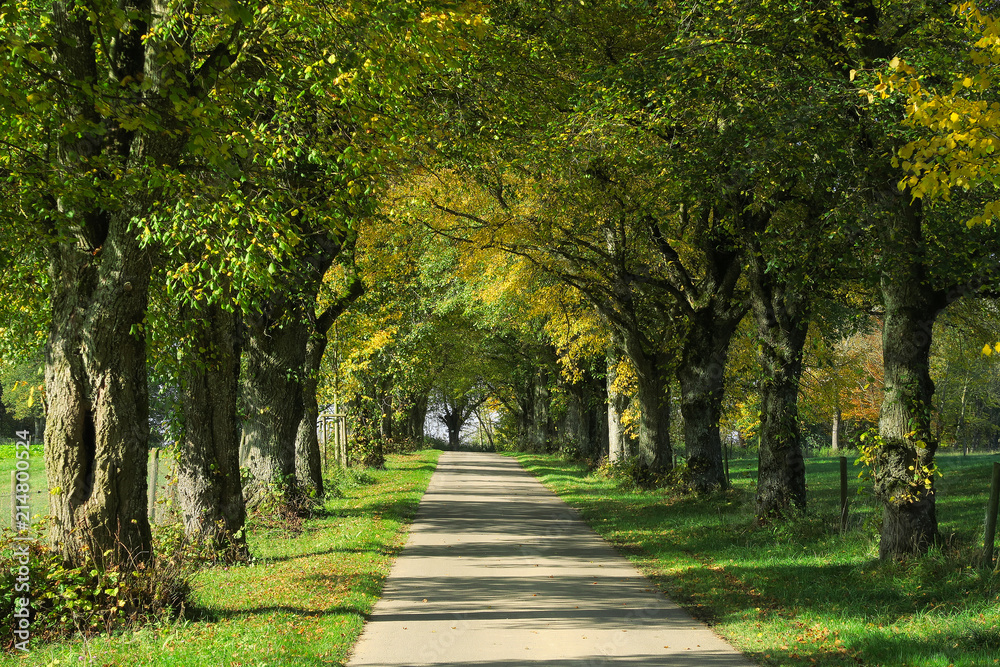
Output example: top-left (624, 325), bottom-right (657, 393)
top-left (874, 197), bottom-right (946, 559)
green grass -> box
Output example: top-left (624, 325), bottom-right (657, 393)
top-left (0, 442), bottom-right (46, 524)
top-left (0, 444), bottom-right (202, 527)
top-left (515, 450), bottom-right (1000, 667)
top-left (1, 448), bottom-right (440, 666)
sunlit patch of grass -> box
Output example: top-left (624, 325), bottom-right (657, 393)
top-left (516, 450), bottom-right (1000, 667)
top-left (0, 443), bottom-right (47, 521)
top-left (2, 449), bottom-right (440, 666)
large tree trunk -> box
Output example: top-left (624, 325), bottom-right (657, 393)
top-left (875, 198), bottom-right (944, 559)
top-left (45, 209), bottom-right (153, 567)
top-left (442, 396), bottom-right (468, 449)
top-left (748, 247), bottom-right (809, 519)
top-left (445, 415), bottom-right (463, 448)
top-left (176, 301), bottom-right (247, 558)
top-left (43, 0), bottom-right (188, 568)
top-left (606, 347), bottom-right (632, 464)
top-left (677, 309), bottom-right (740, 493)
top-left (516, 380), bottom-right (535, 450)
top-left (294, 333), bottom-right (327, 498)
top-left (241, 309), bottom-right (309, 503)
top-left (530, 368), bottom-right (553, 451)
top-left (628, 348), bottom-right (672, 473)
top-left (293, 275), bottom-right (363, 494)
top-left (568, 369), bottom-right (605, 459)
top-left (403, 393), bottom-right (428, 442)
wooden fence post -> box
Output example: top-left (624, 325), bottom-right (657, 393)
top-left (148, 448), bottom-right (159, 524)
top-left (9, 470), bottom-right (16, 531)
top-left (983, 461), bottom-right (1000, 568)
top-left (322, 417), bottom-right (329, 475)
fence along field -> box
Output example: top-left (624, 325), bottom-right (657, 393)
top-left (1, 418), bottom-right (351, 530)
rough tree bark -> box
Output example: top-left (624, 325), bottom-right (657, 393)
top-left (875, 197), bottom-right (946, 559)
top-left (240, 307), bottom-right (309, 503)
top-left (621, 337), bottom-right (672, 473)
top-left (177, 301), bottom-right (247, 557)
top-left (677, 307), bottom-right (742, 493)
top-left (442, 398), bottom-right (466, 449)
top-left (242, 233), bottom-right (360, 499)
top-left (294, 333), bottom-right (327, 497)
top-left (747, 245), bottom-right (809, 519)
top-left (44, 0), bottom-right (193, 566)
top-left (557, 374), bottom-right (594, 457)
top-left (294, 277), bottom-right (363, 494)
top-left (648, 208), bottom-right (745, 493)
top-left (45, 201), bottom-right (154, 567)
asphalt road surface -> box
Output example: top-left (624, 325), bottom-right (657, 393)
top-left (347, 451), bottom-right (754, 667)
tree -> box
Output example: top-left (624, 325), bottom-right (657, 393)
top-left (0, 0), bottom-right (260, 566)
top-left (175, 296), bottom-right (247, 556)
top-left (931, 298), bottom-right (1000, 452)
top-left (878, 2), bottom-right (1000, 226)
top-left (848, 0), bottom-right (1000, 558)
top-left (799, 321), bottom-right (885, 451)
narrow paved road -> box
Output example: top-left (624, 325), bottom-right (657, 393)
top-left (347, 451), bottom-right (753, 666)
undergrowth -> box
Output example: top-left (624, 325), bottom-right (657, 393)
top-left (0, 520), bottom-right (197, 651)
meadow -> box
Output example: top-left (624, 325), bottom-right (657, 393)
top-left (0, 442), bottom-right (46, 526)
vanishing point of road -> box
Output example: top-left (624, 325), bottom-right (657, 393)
top-left (347, 451), bottom-right (754, 666)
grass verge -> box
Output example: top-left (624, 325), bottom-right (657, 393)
top-left (515, 451), bottom-right (1000, 667)
top-left (2, 448), bottom-right (440, 666)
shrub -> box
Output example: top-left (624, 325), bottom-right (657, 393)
top-left (1, 520), bottom-right (195, 652)
top-left (245, 490), bottom-right (310, 536)
top-left (596, 455), bottom-right (671, 490)
top-left (349, 433), bottom-right (386, 468)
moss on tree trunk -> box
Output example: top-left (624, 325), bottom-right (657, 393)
top-left (875, 197), bottom-right (945, 559)
top-left (748, 246), bottom-right (808, 519)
